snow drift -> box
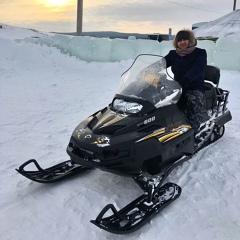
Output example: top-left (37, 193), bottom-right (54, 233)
top-left (1, 23), bottom-right (240, 71)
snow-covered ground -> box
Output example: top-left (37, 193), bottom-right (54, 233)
top-left (1, 26), bottom-right (240, 240)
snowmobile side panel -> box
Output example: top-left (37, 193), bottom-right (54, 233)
top-left (67, 128), bottom-right (194, 177)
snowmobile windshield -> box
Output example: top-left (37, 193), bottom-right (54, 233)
top-left (113, 54), bottom-right (182, 113)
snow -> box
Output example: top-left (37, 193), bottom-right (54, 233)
top-left (1, 25), bottom-right (240, 240)
top-left (2, 24), bottom-right (240, 71)
top-left (194, 9), bottom-right (240, 38)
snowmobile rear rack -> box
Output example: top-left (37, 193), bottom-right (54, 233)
top-left (16, 159), bottom-right (92, 183)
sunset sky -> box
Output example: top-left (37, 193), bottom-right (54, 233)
top-left (1, 0), bottom-right (239, 34)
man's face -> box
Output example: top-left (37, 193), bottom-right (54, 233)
top-left (177, 39), bottom-right (190, 49)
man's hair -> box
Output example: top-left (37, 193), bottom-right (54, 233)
top-left (173, 29), bottom-right (196, 48)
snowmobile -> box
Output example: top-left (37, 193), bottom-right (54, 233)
top-left (16, 54), bottom-right (232, 234)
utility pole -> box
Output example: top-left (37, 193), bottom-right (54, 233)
top-left (233, 0), bottom-right (237, 10)
top-left (76, 0), bottom-right (83, 36)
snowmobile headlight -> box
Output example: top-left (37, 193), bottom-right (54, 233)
top-left (113, 99), bottom-right (143, 114)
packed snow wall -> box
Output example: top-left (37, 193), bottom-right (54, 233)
top-left (17, 35), bottom-right (240, 71)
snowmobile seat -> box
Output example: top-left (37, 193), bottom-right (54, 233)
top-left (204, 65), bottom-right (220, 110)
top-left (177, 65), bottom-right (219, 111)
top-left (204, 82), bottom-right (217, 109)
top-left (204, 65), bottom-right (220, 86)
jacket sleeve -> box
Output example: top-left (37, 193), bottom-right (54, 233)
top-left (164, 52), bottom-right (171, 68)
top-left (184, 49), bottom-right (207, 82)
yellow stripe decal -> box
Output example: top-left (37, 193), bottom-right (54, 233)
top-left (136, 124), bottom-right (192, 143)
top-left (163, 133), bottom-right (181, 142)
top-left (158, 132), bottom-right (179, 142)
top-left (136, 129), bottom-right (165, 142)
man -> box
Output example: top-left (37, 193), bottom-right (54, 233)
top-left (164, 29), bottom-right (207, 134)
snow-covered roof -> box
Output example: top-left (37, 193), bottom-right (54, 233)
top-left (194, 9), bottom-right (240, 38)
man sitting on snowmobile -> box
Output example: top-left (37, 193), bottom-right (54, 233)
top-left (164, 29), bottom-right (207, 135)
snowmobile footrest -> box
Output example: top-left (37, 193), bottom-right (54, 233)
top-left (16, 159), bottom-right (92, 183)
top-left (90, 182), bottom-right (181, 234)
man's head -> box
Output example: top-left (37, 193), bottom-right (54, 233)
top-left (173, 29), bottom-right (196, 49)
top-left (176, 30), bottom-right (190, 42)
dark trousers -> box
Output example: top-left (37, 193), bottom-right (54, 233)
top-left (184, 90), bottom-right (204, 132)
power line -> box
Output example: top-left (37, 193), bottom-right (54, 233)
top-left (165, 0), bottom-right (227, 14)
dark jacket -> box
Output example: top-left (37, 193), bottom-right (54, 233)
top-left (164, 48), bottom-right (207, 93)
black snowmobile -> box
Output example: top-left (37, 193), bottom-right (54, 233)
top-left (16, 54), bottom-right (232, 234)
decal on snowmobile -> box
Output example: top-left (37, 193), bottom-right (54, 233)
top-left (92, 136), bottom-right (110, 147)
top-left (144, 116), bottom-right (156, 125)
top-left (95, 111), bottom-right (127, 128)
top-left (136, 128), bottom-right (166, 142)
top-left (137, 116), bottom-right (156, 127)
top-left (136, 125), bottom-right (191, 143)
top-left (158, 125), bottom-right (192, 143)
top-left (75, 128), bottom-right (85, 139)
top-left (84, 134), bottom-right (92, 139)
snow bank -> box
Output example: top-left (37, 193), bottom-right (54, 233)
top-left (1, 24), bottom-right (239, 71)
top-left (23, 35), bottom-right (240, 71)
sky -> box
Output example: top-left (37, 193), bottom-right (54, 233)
top-left (0, 0), bottom-right (239, 34)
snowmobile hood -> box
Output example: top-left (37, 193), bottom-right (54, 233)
top-left (71, 55), bottom-right (185, 142)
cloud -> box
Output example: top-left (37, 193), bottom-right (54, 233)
top-left (83, 1), bottom-right (232, 33)
top-left (1, 0), bottom-right (239, 33)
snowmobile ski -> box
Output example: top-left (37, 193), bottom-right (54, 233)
top-left (16, 159), bottom-right (92, 183)
top-left (90, 154), bottom-right (191, 234)
top-left (90, 182), bottom-right (181, 234)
